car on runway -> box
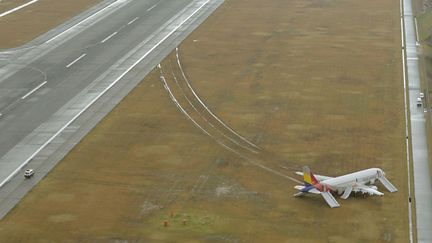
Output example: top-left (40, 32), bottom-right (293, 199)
top-left (24, 169), bottom-right (34, 179)
top-left (417, 97), bottom-right (422, 107)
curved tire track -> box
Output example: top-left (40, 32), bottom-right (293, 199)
top-left (158, 50), bottom-right (301, 184)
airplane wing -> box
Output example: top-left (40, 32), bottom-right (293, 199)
top-left (321, 191), bottom-right (340, 208)
top-left (295, 172), bottom-right (333, 181)
top-left (294, 185), bottom-right (340, 208)
top-left (356, 185), bottom-right (384, 196)
top-left (378, 176), bottom-right (398, 192)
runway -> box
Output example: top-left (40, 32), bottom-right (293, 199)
top-left (401, 0), bottom-right (432, 241)
top-left (0, 0), bottom-right (223, 218)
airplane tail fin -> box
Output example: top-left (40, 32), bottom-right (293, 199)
top-left (303, 166), bottom-right (319, 186)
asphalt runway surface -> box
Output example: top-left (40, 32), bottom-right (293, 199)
top-left (401, 0), bottom-right (432, 241)
top-left (0, 0), bottom-right (223, 219)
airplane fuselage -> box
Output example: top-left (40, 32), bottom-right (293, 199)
top-left (321, 168), bottom-right (382, 191)
top-left (294, 166), bottom-right (397, 208)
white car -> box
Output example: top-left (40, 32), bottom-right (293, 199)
top-left (24, 169), bottom-right (34, 179)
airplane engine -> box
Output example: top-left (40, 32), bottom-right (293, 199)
top-left (369, 179), bottom-right (376, 184)
top-left (366, 186), bottom-right (378, 196)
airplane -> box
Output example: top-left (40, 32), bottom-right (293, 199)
top-left (294, 166), bottom-right (397, 208)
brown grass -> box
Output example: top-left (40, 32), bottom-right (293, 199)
top-left (0, 0), bottom-right (408, 242)
top-left (0, 0), bottom-right (101, 49)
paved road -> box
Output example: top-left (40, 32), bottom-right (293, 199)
top-left (402, 0), bottom-right (432, 241)
top-left (0, 0), bottom-right (223, 218)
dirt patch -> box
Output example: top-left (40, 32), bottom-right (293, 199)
top-left (0, 0), bottom-right (102, 49)
top-left (0, 0), bottom-right (408, 242)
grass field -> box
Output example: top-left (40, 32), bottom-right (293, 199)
top-left (0, 0), bottom-right (409, 242)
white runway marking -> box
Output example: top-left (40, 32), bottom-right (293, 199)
top-left (21, 81), bottom-right (47, 100)
top-left (401, 17), bottom-right (405, 48)
top-left (46, 0), bottom-right (124, 44)
top-left (0, 0), bottom-right (216, 190)
top-left (66, 54), bottom-right (87, 68)
top-left (101, 31), bottom-right (118, 43)
top-left (0, 0), bottom-right (39, 18)
top-left (127, 17), bottom-right (139, 25)
top-left (414, 17), bottom-right (419, 42)
top-left (400, 0), bottom-right (414, 241)
top-left (147, 3), bottom-right (158, 11)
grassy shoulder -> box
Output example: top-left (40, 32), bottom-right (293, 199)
top-left (0, 0), bottom-right (29, 13)
top-left (0, 0), bottom-right (101, 49)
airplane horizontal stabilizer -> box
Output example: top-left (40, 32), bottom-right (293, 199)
top-left (294, 185), bottom-right (305, 190)
top-left (295, 171), bottom-right (303, 176)
top-left (378, 176), bottom-right (398, 193)
top-left (321, 191), bottom-right (340, 208)
top-left (294, 185), bottom-right (321, 194)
